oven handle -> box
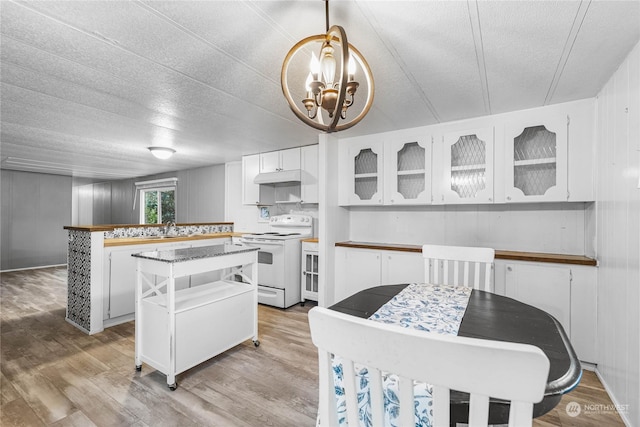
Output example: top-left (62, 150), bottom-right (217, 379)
top-left (239, 239), bottom-right (284, 246)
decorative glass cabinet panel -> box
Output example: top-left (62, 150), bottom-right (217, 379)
top-left (354, 148), bottom-right (378, 200)
top-left (301, 242), bottom-right (319, 302)
top-left (513, 126), bottom-right (557, 196)
top-left (384, 136), bottom-right (431, 205)
top-left (441, 128), bottom-right (494, 203)
top-left (345, 139), bottom-right (384, 205)
top-left (504, 116), bottom-right (568, 202)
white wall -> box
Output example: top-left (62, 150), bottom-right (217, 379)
top-left (72, 164), bottom-right (226, 226)
top-left (349, 202), bottom-right (592, 255)
top-left (595, 41), bottom-right (640, 427)
top-left (225, 161), bottom-right (269, 233)
top-left (1, 170), bottom-right (71, 270)
top-left (318, 134), bottom-right (350, 307)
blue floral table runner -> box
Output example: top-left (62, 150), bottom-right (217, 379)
top-left (332, 283), bottom-right (472, 427)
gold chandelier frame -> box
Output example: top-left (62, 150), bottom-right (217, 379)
top-left (281, 6), bottom-right (374, 133)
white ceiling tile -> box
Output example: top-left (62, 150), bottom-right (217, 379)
top-left (1, 1), bottom-right (638, 179)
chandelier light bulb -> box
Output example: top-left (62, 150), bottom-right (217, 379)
top-left (310, 52), bottom-right (320, 80)
top-left (320, 43), bottom-right (336, 86)
top-left (305, 73), bottom-right (313, 95)
top-left (348, 54), bottom-right (356, 81)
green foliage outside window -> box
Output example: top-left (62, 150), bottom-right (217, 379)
top-left (161, 191), bottom-right (175, 223)
top-left (145, 191), bottom-right (158, 224)
top-left (143, 189), bottom-right (175, 224)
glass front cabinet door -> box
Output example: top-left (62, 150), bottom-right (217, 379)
top-left (504, 116), bottom-right (568, 202)
top-left (346, 139), bottom-right (384, 205)
top-left (384, 135), bottom-right (432, 205)
top-left (441, 127), bottom-right (494, 204)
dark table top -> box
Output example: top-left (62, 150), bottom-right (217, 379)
top-left (329, 284), bottom-right (582, 424)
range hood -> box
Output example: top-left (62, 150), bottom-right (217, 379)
top-left (254, 169), bottom-right (301, 185)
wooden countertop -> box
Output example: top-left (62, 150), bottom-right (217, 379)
top-left (104, 233), bottom-right (235, 247)
top-left (65, 222), bottom-right (233, 232)
top-left (302, 238), bottom-right (319, 243)
top-left (335, 241), bottom-right (597, 266)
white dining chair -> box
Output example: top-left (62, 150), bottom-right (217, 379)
top-left (422, 244), bottom-right (495, 291)
top-left (309, 306), bottom-right (550, 427)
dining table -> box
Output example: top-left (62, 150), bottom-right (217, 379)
top-left (329, 283), bottom-right (582, 425)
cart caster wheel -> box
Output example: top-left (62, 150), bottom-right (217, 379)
top-left (168, 383), bottom-right (177, 391)
top-left (253, 340), bottom-right (260, 347)
top-left (135, 365), bottom-right (142, 372)
top-left (300, 301), bottom-right (305, 306)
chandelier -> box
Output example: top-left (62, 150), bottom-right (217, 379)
top-left (281, 0), bottom-right (374, 133)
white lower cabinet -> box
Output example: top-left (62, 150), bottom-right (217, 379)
top-left (103, 238), bottom-right (230, 325)
top-left (334, 247), bottom-right (423, 303)
top-left (106, 245), bottom-right (147, 320)
top-left (381, 251), bottom-right (424, 285)
top-left (496, 260), bottom-right (597, 364)
top-left (301, 241), bottom-right (319, 302)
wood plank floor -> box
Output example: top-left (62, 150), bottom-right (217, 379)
top-left (1, 266), bottom-right (625, 426)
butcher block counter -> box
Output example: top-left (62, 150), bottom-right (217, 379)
top-left (104, 232), bottom-right (243, 247)
top-left (64, 222), bottom-right (236, 334)
top-left (335, 241), bottom-right (597, 266)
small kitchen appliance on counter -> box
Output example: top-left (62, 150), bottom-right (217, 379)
top-left (239, 213), bottom-right (313, 308)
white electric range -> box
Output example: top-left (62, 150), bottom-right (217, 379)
top-left (239, 213), bottom-right (313, 308)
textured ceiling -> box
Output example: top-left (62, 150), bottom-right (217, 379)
top-left (1, 0), bottom-right (638, 180)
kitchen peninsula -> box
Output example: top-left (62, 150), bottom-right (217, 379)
top-left (63, 222), bottom-right (237, 334)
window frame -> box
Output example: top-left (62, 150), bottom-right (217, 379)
top-left (134, 177), bottom-right (178, 225)
top-left (139, 186), bottom-right (177, 225)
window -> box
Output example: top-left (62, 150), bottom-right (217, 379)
top-left (141, 187), bottom-right (175, 224)
top-left (135, 178), bottom-right (177, 224)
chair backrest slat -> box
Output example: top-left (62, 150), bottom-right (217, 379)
top-left (423, 244), bottom-right (495, 291)
top-left (398, 377), bottom-right (415, 427)
top-left (309, 307), bottom-right (550, 427)
top-left (343, 360), bottom-right (359, 426)
top-left (369, 368), bottom-right (385, 425)
top-left (432, 385), bottom-right (450, 426)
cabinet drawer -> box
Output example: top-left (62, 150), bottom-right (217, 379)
top-left (258, 286), bottom-right (286, 308)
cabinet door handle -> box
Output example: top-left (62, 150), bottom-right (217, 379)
top-left (506, 196), bottom-right (512, 201)
top-left (507, 266), bottom-right (512, 272)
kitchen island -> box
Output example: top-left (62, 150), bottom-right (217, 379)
top-left (64, 222), bottom-right (237, 334)
top-left (133, 244), bottom-right (259, 389)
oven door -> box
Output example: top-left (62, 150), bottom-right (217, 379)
top-left (239, 239), bottom-right (285, 288)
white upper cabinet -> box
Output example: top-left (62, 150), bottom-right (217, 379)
top-left (339, 130), bottom-right (432, 206)
top-left (439, 127), bottom-right (494, 204)
top-left (242, 154), bottom-right (261, 205)
top-left (260, 147), bottom-right (300, 173)
top-left (340, 137), bottom-right (385, 205)
top-left (503, 114), bottom-right (568, 203)
top-left (338, 99), bottom-right (595, 206)
top-left (383, 132), bottom-right (432, 205)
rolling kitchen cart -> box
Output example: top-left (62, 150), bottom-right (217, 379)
top-left (133, 244), bottom-right (259, 390)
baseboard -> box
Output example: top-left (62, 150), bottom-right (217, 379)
top-left (595, 367), bottom-right (633, 427)
top-left (1, 263), bottom-right (67, 273)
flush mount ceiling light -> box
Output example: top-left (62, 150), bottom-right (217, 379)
top-left (148, 146), bottom-right (176, 160)
top-left (281, 0), bottom-right (374, 133)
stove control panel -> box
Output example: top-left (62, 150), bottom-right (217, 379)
top-left (270, 214), bottom-right (312, 226)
